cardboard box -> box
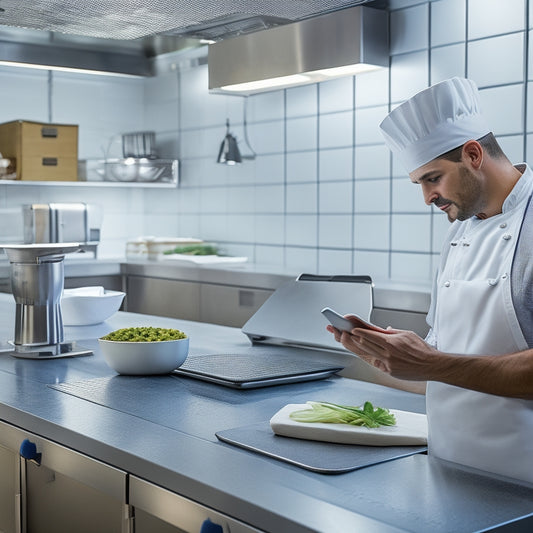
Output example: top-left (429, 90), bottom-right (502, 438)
top-left (0, 120), bottom-right (78, 181)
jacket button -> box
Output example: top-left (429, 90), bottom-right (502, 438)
top-left (488, 278), bottom-right (498, 286)
top-left (444, 281), bottom-right (451, 287)
top-left (500, 223), bottom-right (507, 229)
top-left (502, 233), bottom-right (512, 240)
top-left (501, 273), bottom-right (508, 280)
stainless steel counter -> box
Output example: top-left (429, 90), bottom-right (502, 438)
top-left (0, 256), bottom-right (432, 312)
top-left (122, 260), bottom-right (432, 307)
top-left (0, 293), bottom-right (532, 532)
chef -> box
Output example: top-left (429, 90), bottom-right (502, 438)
top-left (327, 77), bottom-right (533, 484)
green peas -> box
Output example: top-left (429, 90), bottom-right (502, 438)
top-left (101, 327), bottom-right (187, 342)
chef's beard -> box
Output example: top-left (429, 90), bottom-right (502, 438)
top-left (435, 165), bottom-right (485, 222)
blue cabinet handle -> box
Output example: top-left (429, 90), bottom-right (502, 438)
top-left (20, 438), bottom-right (42, 466)
top-left (200, 518), bottom-right (223, 533)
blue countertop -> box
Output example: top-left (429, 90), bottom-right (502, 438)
top-left (0, 293), bottom-right (532, 532)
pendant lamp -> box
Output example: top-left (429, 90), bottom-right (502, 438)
top-left (217, 119), bottom-right (242, 165)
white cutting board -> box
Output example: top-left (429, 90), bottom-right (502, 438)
top-left (270, 404), bottom-right (428, 446)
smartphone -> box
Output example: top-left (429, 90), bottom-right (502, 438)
top-left (321, 307), bottom-right (387, 333)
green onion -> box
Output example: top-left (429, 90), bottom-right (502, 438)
top-left (289, 401), bottom-right (396, 429)
top-left (163, 244), bottom-right (219, 256)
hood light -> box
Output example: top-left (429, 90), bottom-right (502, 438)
top-left (0, 60), bottom-right (142, 77)
top-left (220, 64), bottom-right (381, 93)
top-left (221, 74), bottom-right (311, 92)
top-left (312, 63), bottom-right (382, 77)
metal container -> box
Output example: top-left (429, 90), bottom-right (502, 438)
top-left (122, 131), bottom-right (156, 159)
top-left (23, 203), bottom-right (102, 256)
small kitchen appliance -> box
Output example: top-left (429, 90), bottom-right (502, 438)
top-left (23, 203), bottom-right (102, 256)
top-left (0, 243), bottom-right (93, 359)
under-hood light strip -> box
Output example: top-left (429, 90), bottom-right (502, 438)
top-left (220, 64), bottom-right (382, 93)
top-left (221, 73), bottom-right (311, 92)
top-left (0, 60), bottom-right (143, 78)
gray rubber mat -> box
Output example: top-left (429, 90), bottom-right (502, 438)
top-left (216, 422), bottom-right (427, 474)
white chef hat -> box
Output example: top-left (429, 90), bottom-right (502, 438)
top-left (379, 77), bottom-right (491, 173)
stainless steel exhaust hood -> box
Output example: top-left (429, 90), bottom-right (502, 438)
top-left (208, 6), bottom-right (388, 95)
top-left (0, 1), bottom-right (388, 77)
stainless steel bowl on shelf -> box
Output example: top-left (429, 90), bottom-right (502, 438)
top-left (105, 158), bottom-right (165, 182)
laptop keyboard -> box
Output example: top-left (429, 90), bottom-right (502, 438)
top-left (177, 353), bottom-right (341, 382)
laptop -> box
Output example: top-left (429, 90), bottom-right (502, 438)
top-left (173, 352), bottom-right (343, 389)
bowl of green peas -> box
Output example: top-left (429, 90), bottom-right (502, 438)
top-left (98, 327), bottom-right (189, 375)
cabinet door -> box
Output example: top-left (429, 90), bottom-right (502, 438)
top-left (130, 475), bottom-right (263, 533)
top-left (0, 442), bottom-right (19, 533)
top-left (200, 284), bottom-right (273, 327)
top-left (126, 276), bottom-right (200, 321)
top-left (20, 432), bottom-right (128, 533)
top-left (370, 308), bottom-right (429, 338)
top-left (64, 275), bottom-right (124, 292)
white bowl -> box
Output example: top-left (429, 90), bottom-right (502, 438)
top-left (98, 336), bottom-right (189, 375)
top-left (61, 288), bottom-right (126, 326)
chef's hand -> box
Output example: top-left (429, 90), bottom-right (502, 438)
top-left (326, 316), bottom-right (439, 381)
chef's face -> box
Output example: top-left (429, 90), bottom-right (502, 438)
top-left (410, 158), bottom-right (485, 222)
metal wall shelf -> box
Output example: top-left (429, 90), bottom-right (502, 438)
top-left (0, 179), bottom-right (177, 188)
top-left (0, 159), bottom-right (179, 188)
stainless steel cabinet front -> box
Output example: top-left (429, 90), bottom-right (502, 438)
top-left (200, 284), bottom-right (273, 327)
top-left (125, 275), bottom-right (273, 328)
top-left (130, 475), bottom-right (263, 533)
top-left (0, 420), bottom-right (129, 533)
top-left (0, 438), bottom-right (19, 533)
top-left (126, 276), bottom-right (201, 321)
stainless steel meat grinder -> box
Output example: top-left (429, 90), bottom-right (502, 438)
top-left (1, 243), bottom-right (93, 359)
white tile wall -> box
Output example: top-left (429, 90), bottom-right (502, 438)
top-left (354, 250), bottom-right (389, 278)
top-left (467, 33), bottom-right (524, 86)
top-left (319, 148), bottom-right (353, 181)
top-left (431, 43), bottom-right (466, 83)
top-left (319, 181), bottom-right (353, 214)
top-left (319, 77), bottom-right (354, 113)
top-left (286, 152), bottom-right (317, 183)
top-left (318, 215), bottom-right (353, 248)
top-left (286, 116), bottom-right (317, 151)
top-left (286, 85), bottom-right (317, 117)
top-left (319, 111), bottom-right (353, 149)
top-left (285, 215), bottom-right (317, 247)
top-left (390, 3), bottom-right (429, 55)
top-left (1, 0), bottom-right (531, 283)
top-left (430, 0), bottom-right (466, 47)
top-left (390, 50), bottom-right (429, 103)
top-left (391, 213), bottom-right (432, 253)
top-left (468, 0), bottom-right (525, 39)
top-left (353, 214), bottom-right (390, 251)
top-left (355, 145), bottom-right (390, 179)
top-left (286, 183), bottom-right (317, 213)
top-left (354, 179), bottom-right (390, 213)
top-left (480, 85), bottom-right (524, 135)
top-left (318, 249), bottom-right (353, 274)
top-left (355, 68), bottom-right (390, 108)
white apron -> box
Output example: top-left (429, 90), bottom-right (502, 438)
top-left (427, 166), bottom-right (533, 484)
